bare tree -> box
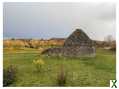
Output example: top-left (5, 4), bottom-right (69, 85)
top-left (104, 35), bottom-right (114, 43)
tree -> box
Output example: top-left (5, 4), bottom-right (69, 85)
top-left (104, 35), bottom-right (114, 43)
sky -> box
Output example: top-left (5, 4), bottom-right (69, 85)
top-left (3, 2), bottom-right (116, 41)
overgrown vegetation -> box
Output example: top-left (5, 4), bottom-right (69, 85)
top-left (3, 65), bottom-right (17, 86)
top-left (33, 59), bottom-right (45, 72)
top-left (3, 39), bottom-right (65, 49)
top-left (57, 65), bottom-right (67, 86)
top-left (3, 48), bottom-right (116, 86)
top-left (3, 39), bottom-right (116, 52)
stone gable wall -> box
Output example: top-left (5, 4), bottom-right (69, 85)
top-left (41, 29), bottom-right (96, 57)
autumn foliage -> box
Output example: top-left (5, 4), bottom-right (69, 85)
top-left (3, 38), bottom-right (65, 49)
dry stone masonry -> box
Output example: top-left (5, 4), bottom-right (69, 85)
top-left (41, 29), bottom-right (95, 57)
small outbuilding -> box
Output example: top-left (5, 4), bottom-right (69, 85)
top-left (42, 29), bottom-right (95, 57)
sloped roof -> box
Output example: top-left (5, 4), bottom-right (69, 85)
top-left (64, 29), bottom-right (93, 46)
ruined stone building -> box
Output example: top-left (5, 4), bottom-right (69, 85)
top-left (41, 29), bottom-right (95, 57)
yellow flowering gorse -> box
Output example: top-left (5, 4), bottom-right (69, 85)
top-left (33, 59), bottom-right (45, 72)
top-left (33, 59), bottom-right (44, 65)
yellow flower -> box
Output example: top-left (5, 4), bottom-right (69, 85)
top-left (33, 60), bottom-right (36, 64)
top-left (33, 59), bottom-right (45, 72)
top-left (33, 59), bottom-right (45, 65)
top-left (40, 59), bottom-right (44, 65)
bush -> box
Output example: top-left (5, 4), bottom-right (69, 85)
top-left (33, 59), bottom-right (45, 72)
top-left (3, 65), bottom-right (17, 86)
top-left (110, 42), bottom-right (116, 51)
top-left (110, 47), bottom-right (116, 51)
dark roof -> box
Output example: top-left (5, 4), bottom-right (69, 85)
top-left (64, 29), bottom-right (93, 46)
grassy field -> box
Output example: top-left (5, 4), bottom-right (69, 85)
top-left (3, 47), bottom-right (116, 87)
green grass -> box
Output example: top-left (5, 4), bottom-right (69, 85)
top-left (3, 48), bottom-right (116, 87)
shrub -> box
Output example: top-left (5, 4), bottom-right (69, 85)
top-left (3, 65), bottom-right (17, 86)
top-left (110, 46), bottom-right (116, 51)
top-left (33, 59), bottom-right (45, 72)
top-left (110, 41), bottom-right (116, 51)
top-left (57, 65), bottom-right (67, 86)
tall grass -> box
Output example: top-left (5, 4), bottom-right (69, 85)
top-left (3, 65), bottom-right (17, 86)
top-left (57, 65), bottom-right (67, 86)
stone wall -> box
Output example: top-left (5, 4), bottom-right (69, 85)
top-left (41, 29), bottom-right (96, 57)
top-left (41, 46), bottom-right (95, 57)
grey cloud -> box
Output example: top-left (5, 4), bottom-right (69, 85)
top-left (3, 2), bottom-right (116, 41)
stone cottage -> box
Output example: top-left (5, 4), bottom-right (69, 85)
top-left (41, 29), bottom-right (95, 57)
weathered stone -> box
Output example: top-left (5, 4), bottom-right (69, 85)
top-left (41, 28), bottom-right (95, 57)
top-left (64, 29), bottom-right (93, 46)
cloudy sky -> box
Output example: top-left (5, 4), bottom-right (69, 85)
top-left (3, 2), bottom-right (116, 41)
